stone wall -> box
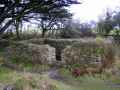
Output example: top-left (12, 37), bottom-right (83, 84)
top-left (22, 38), bottom-right (86, 60)
top-left (0, 38), bottom-right (116, 69)
top-left (4, 42), bottom-right (56, 65)
top-left (44, 39), bottom-right (81, 60)
top-left (62, 42), bottom-right (115, 68)
top-left (23, 38), bottom-right (113, 61)
top-left (20, 38), bottom-right (45, 45)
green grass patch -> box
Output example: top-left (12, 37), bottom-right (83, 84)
top-left (0, 66), bottom-right (15, 84)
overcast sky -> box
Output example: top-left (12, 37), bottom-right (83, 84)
top-left (70, 0), bottom-right (120, 22)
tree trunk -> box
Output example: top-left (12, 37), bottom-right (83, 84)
top-left (15, 21), bottom-right (21, 40)
top-left (42, 28), bottom-right (47, 38)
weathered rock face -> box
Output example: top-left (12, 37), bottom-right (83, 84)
top-left (62, 42), bottom-right (115, 68)
top-left (5, 42), bottom-right (56, 65)
top-left (27, 44), bottom-right (56, 64)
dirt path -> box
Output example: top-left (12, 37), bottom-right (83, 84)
top-left (47, 67), bottom-right (82, 86)
top-left (48, 68), bottom-right (65, 81)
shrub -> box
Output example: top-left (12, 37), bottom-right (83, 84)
top-left (72, 67), bottom-right (87, 77)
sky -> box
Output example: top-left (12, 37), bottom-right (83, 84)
top-left (70, 0), bottom-right (120, 22)
top-left (24, 0), bottom-right (120, 29)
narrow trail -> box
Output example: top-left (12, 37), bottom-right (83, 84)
top-left (47, 67), bottom-right (84, 86)
top-left (48, 67), bottom-right (66, 81)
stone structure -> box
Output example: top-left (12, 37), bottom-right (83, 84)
top-left (3, 38), bottom-right (115, 69)
top-left (25, 38), bottom-right (113, 61)
top-left (27, 44), bottom-right (56, 64)
top-left (5, 42), bottom-right (56, 65)
top-left (62, 42), bottom-right (115, 68)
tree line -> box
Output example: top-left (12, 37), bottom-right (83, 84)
top-left (0, 0), bottom-right (120, 39)
top-left (0, 0), bottom-right (80, 39)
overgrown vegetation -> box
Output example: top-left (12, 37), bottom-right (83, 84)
top-left (0, 65), bottom-right (120, 90)
top-left (0, 0), bottom-right (120, 90)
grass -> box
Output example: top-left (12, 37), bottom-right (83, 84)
top-left (0, 65), bottom-right (120, 90)
top-left (0, 66), bottom-right (58, 90)
top-left (0, 66), bottom-right (22, 84)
